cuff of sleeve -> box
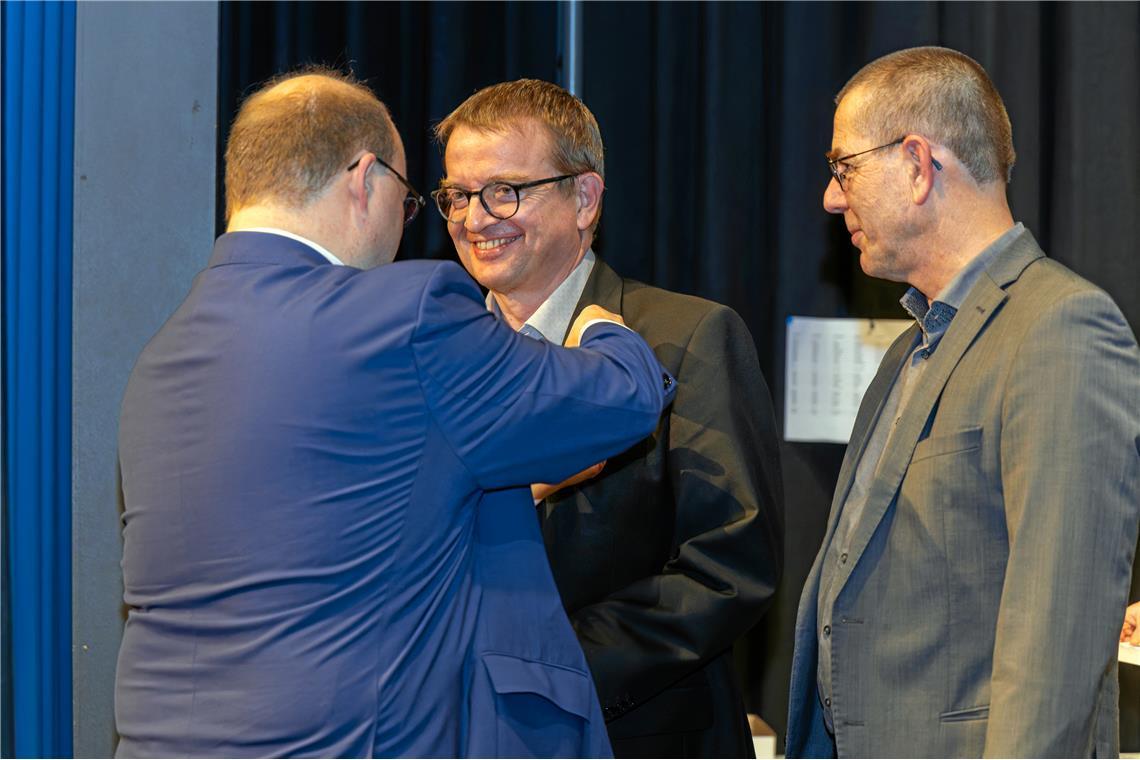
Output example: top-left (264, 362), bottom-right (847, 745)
top-left (580, 317), bottom-right (632, 335)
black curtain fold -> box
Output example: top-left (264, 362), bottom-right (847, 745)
top-left (219, 2), bottom-right (1140, 751)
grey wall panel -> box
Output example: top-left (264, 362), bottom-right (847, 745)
top-left (72, 3), bottom-right (217, 755)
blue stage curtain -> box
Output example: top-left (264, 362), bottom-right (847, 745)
top-left (2, 1), bottom-right (76, 756)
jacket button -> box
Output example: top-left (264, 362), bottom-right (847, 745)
top-left (823, 625), bottom-right (831, 637)
top-left (662, 373), bottom-right (673, 389)
top-left (840, 552), bottom-right (848, 564)
top-left (824, 697), bottom-right (831, 708)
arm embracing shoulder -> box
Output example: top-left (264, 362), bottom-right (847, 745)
top-left (410, 263), bottom-right (675, 491)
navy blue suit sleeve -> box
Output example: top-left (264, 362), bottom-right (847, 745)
top-left (410, 263), bottom-right (675, 491)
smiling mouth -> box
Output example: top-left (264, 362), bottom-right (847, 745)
top-left (471, 236), bottom-right (521, 254)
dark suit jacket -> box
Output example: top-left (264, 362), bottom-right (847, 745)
top-left (115, 233), bottom-right (676, 758)
top-left (539, 258), bottom-right (784, 758)
top-left (786, 230), bottom-right (1140, 758)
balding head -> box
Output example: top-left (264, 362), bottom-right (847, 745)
top-left (224, 67), bottom-right (398, 221)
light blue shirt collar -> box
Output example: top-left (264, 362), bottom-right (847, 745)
top-left (487, 249), bottom-right (596, 342)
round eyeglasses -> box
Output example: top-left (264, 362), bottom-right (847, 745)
top-left (430, 175), bottom-right (576, 223)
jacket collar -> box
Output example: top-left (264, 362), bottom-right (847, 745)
top-left (208, 231), bottom-right (335, 269)
top-left (572, 256), bottom-right (625, 317)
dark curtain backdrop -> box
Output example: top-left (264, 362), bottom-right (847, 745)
top-left (219, 2), bottom-right (1140, 751)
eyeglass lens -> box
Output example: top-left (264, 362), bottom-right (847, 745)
top-left (436, 183), bottom-right (519, 222)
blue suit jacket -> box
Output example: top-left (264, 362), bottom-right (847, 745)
top-left (115, 232), bottom-right (676, 757)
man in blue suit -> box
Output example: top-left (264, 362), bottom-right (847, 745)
top-left (114, 68), bottom-right (675, 758)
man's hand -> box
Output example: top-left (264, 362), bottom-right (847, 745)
top-left (1122, 601), bottom-right (1140, 645)
top-left (532, 461), bottom-right (606, 502)
top-left (565, 305), bottom-right (625, 348)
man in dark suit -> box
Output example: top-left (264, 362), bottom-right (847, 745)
top-left (114, 68), bottom-right (677, 758)
top-left (433, 79), bottom-right (784, 758)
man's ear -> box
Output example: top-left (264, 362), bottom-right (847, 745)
top-left (903, 135), bottom-right (939, 205)
top-left (346, 153), bottom-right (376, 218)
top-left (575, 172), bottom-right (605, 232)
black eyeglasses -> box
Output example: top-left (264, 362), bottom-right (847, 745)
top-left (430, 175), bottom-right (576, 223)
top-left (347, 154), bottom-right (426, 226)
top-left (826, 138), bottom-right (904, 191)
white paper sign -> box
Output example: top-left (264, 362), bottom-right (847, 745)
top-left (784, 317), bottom-right (912, 444)
top-left (1121, 642), bottom-right (1140, 666)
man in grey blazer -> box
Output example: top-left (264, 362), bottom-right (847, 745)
top-left (787, 47), bottom-right (1140, 758)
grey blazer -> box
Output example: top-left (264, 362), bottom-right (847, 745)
top-left (787, 229), bottom-right (1140, 758)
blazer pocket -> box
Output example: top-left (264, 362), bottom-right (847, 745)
top-left (940, 704), bottom-right (990, 722)
top-left (481, 652), bottom-right (593, 720)
top-left (912, 426), bottom-right (983, 463)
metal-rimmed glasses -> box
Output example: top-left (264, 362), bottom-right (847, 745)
top-left (347, 154), bottom-right (426, 226)
top-left (826, 138), bottom-right (904, 191)
top-left (430, 175), bottom-right (576, 223)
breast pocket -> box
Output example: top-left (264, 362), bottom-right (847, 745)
top-left (479, 652), bottom-right (594, 757)
top-left (900, 427), bottom-right (989, 554)
top-left (911, 426), bottom-right (983, 462)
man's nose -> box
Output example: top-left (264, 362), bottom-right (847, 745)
top-left (462, 197), bottom-right (495, 232)
top-left (823, 176), bottom-right (847, 214)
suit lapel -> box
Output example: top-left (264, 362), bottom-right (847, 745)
top-left (823, 229), bottom-right (1047, 597)
top-left (839, 244), bottom-right (1044, 576)
top-left (571, 257), bottom-right (625, 326)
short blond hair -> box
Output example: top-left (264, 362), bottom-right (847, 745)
top-left (224, 66), bottom-right (397, 221)
top-left (434, 79), bottom-right (604, 231)
top-left (838, 46), bottom-right (1016, 184)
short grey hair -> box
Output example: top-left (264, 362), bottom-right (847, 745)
top-left (837, 46), bottom-right (1016, 184)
